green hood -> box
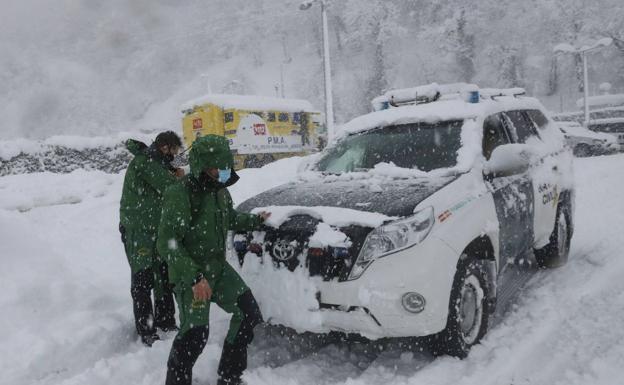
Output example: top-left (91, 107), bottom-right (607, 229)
top-left (125, 139), bottom-right (148, 156)
top-left (189, 135), bottom-right (234, 178)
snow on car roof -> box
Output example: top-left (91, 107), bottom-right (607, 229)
top-left (576, 94), bottom-right (624, 109)
top-left (337, 96), bottom-right (545, 139)
top-left (180, 94), bottom-right (318, 113)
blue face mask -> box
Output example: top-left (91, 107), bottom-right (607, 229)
top-left (218, 168), bottom-right (231, 183)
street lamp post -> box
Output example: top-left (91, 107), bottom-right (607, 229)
top-left (300, 0), bottom-right (335, 142)
top-left (581, 51), bottom-right (590, 124)
top-left (554, 37), bottom-right (613, 126)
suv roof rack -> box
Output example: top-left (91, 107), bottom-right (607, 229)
top-left (372, 83), bottom-right (527, 110)
top-left (480, 87), bottom-right (526, 99)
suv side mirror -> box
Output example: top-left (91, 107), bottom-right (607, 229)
top-left (484, 143), bottom-right (533, 178)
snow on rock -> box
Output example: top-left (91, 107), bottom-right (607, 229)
top-left (0, 132), bottom-right (158, 176)
top-left (0, 132), bottom-right (154, 160)
top-left (180, 93), bottom-right (318, 113)
top-left (251, 205), bottom-right (394, 228)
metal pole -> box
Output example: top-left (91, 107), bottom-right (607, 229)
top-left (582, 51), bottom-right (590, 126)
top-left (320, 1), bottom-right (335, 141)
top-left (280, 63), bottom-right (285, 98)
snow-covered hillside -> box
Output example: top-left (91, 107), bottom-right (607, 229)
top-left (1, 154), bottom-right (624, 385)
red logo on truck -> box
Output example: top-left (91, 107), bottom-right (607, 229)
top-left (192, 118), bottom-right (202, 129)
top-left (253, 123), bottom-right (267, 135)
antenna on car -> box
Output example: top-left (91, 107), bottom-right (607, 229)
top-left (481, 88), bottom-right (527, 100)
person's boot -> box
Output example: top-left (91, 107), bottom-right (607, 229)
top-left (141, 332), bottom-right (160, 347)
top-left (216, 376), bottom-right (244, 385)
top-left (217, 341), bottom-right (247, 385)
top-left (217, 291), bottom-right (263, 385)
top-left (166, 326), bottom-right (209, 385)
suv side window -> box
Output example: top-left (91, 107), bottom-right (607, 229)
top-left (504, 110), bottom-right (539, 143)
top-left (483, 113), bottom-right (511, 160)
top-left (525, 109), bottom-right (549, 129)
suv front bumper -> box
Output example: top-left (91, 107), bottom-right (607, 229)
top-left (312, 236), bottom-right (459, 339)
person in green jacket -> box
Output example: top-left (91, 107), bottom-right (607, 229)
top-left (119, 131), bottom-right (185, 346)
top-left (157, 135), bottom-right (270, 385)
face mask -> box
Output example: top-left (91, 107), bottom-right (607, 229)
top-left (218, 169), bottom-right (231, 183)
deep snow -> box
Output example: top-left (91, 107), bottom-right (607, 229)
top-left (1, 154), bottom-right (624, 385)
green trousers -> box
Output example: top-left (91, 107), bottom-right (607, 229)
top-left (174, 262), bottom-right (249, 343)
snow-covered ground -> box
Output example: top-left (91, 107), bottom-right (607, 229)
top-left (1, 154), bottom-right (624, 385)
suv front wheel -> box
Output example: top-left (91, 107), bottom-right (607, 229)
top-left (430, 258), bottom-right (491, 358)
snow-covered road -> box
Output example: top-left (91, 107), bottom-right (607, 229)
top-left (1, 155), bottom-right (623, 385)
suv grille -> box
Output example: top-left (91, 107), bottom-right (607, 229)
top-left (260, 215), bottom-right (373, 281)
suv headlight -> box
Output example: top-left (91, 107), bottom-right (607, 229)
top-left (348, 207), bottom-right (435, 280)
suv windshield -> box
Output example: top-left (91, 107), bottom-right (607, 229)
top-left (317, 120), bottom-right (463, 173)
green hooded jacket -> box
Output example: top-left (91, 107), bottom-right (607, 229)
top-left (156, 135), bottom-right (263, 287)
top-left (119, 139), bottom-right (177, 232)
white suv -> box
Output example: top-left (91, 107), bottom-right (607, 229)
top-left (588, 118), bottom-right (624, 151)
top-left (235, 83), bottom-right (574, 357)
top-left (557, 120), bottom-right (619, 156)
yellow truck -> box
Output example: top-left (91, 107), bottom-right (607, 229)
top-left (181, 94), bottom-right (324, 169)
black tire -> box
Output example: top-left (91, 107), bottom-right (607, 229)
top-left (534, 204), bottom-right (571, 268)
top-left (430, 258), bottom-right (491, 358)
top-left (574, 144), bottom-right (592, 157)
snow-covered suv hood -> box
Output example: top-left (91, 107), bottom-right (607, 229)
top-left (237, 176), bottom-right (456, 217)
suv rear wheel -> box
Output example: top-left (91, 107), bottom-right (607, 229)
top-left (534, 205), bottom-right (570, 268)
top-left (574, 144), bottom-right (591, 157)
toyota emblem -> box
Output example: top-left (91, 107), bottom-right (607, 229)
top-left (272, 239), bottom-right (296, 261)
